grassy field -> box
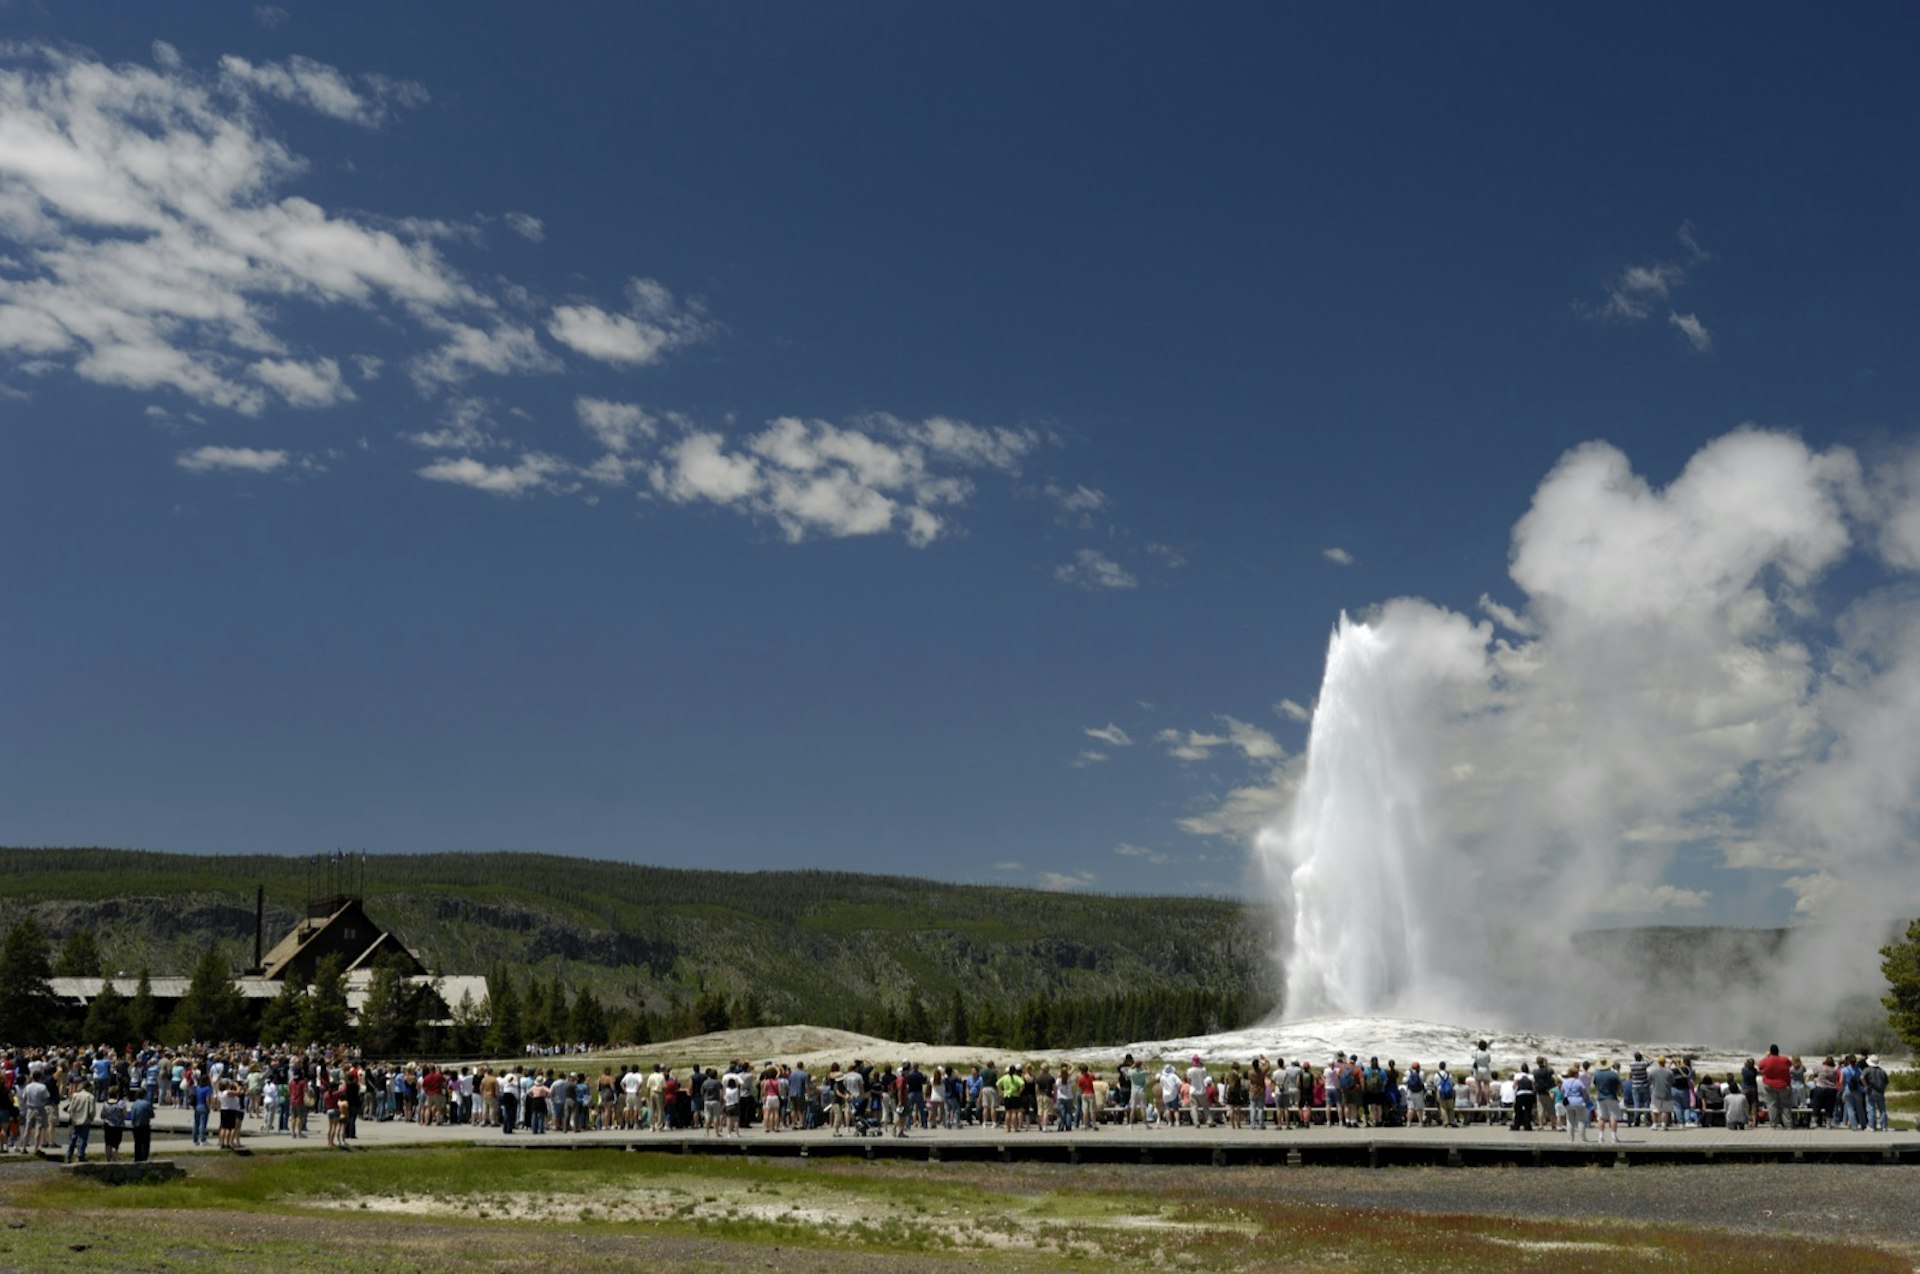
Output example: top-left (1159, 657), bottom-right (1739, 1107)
top-left (1, 1147), bottom-right (1910, 1272)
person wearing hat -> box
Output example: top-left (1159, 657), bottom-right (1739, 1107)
top-left (1864, 1055), bottom-right (1890, 1131)
top-left (1645, 1055), bottom-right (1674, 1130)
top-left (1591, 1058), bottom-right (1623, 1143)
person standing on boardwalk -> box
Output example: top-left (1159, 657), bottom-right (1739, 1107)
top-left (1562, 1068), bottom-right (1591, 1143)
top-left (1591, 1059), bottom-right (1623, 1144)
top-left (65, 1082), bottom-right (98, 1162)
top-left (1646, 1057), bottom-right (1674, 1130)
top-left (127, 1089), bottom-right (153, 1163)
top-left (1509, 1067), bottom-right (1536, 1131)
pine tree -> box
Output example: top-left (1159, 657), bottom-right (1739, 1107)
top-left (359, 957), bottom-right (418, 1054)
top-left (258, 976), bottom-right (309, 1045)
top-left (900, 989), bottom-right (934, 1044)
top-left (0, 916), bottom-right (59, 1045)
top-left (484, 971), bottom-right (523, 1056)
top-left (302, 954), bottom-right (352, 1044)
top-left (170, 945), bottom-right (247, 1043)
top-left (128, 966), bottom-right (161, 1043)
top-left (568, 985), bottom-right (608, 1045)
top-left (82, 977), bottom-right (132, 1046)
top-left (451, 989), bottom-right (486, 1054)
top-left (943, 988), bottom-right (969, 1047)
top-left (1881, 918), bottom-right (1920, 1050)
top-left (54, 928), bottom-right (103, 978)
top-left (545, 974), bottom-right (570, 1043)
top-left (522, 977), bottom-right (551, 1044)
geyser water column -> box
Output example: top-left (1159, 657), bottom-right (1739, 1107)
top-left (1260, 605), bottom-right (1491, 1018)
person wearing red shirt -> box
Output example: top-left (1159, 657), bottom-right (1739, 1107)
top-left (1757, 1045), bottom-right (1793, 1130)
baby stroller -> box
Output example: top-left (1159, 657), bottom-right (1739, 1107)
top-left (850, 1094), bottom-right (882, 1137)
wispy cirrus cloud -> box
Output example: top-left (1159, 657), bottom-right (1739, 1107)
top-left (1055, 548), bottom-right (1137, 591)
top-left (1586, 221), bottom-right (1714, 353)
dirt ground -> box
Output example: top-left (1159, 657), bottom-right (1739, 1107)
top-left (4, 1153), bottom-right (1917, 1271)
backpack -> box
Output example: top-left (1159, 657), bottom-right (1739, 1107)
top-left (1437, 1073), bottom-right (1454, 1098)
top-left (1406, 1071), bottom-right (1423, 1094)
top-left (1867, 1066), bottom-right (1888, 1094)
top-left (1336, 1065), bottom-right (1356, 1092)
top-left (1363, 1067), bottom-right (1382, 1094)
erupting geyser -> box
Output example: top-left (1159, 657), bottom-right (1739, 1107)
top-left (1259, 606), bottom-right (1490, 1020)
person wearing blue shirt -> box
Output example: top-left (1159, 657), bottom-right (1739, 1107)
top-left (127, 1091), bottom-right (154, 1162)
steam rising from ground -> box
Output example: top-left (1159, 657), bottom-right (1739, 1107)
top-left (1261, 429), bottom-right (1920, 1045)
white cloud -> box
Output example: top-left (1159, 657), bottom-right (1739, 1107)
top-left (254, 5), bottom-right (290, 30)
top-left (404, 396), bottom-right (500, 451)
top-left (1600, 262), bottom-right (1685, 320)
top-left (1145, 542), bottom-right (1187, 570)
top-left (1595, 882), bottom-right (1710, 913)
top-left (1157, 716), bottom-right (1282, 764)
top-left (218, 55), bottom-right (426, 128)
top-left (1044, 481), bottom-right (1107, 527)
top-left (1055, 549), bottom-right (1137, 591)
top-left (1084, 723), bottom-right (1133, 747)
top-left (1222, 716), bottom-right (1283, 761)
top-left (1669, 311), bottom-right (1712, 352)
top-left (1179, 758), bottom-right (1301, 841)
top-left (1113, 842), bottom-right (1175, 865)
top-left (1038, 870), bottom-right (1096, 892)
top-left (409, 320), bottom-right (560, 390)
top-left (1156, 727), bottom-right (1228, 762)
top-left (1477, 593), bottom-right (1535, 636)
top-left (349, 354), bottom-right (383, 381)
top-left (575, 397), bottom-right (654, 454)
top-left (1070, 750), bottom-right (1109, 768)
top-left (502, 212), bottom-right (544, 243)
top-left (1274, 698), bottom-right (1312, 723)
top-left (416, 452), bottom-right (572, 497)
top-left (249, 356), bottom-right (353, 407)
top-left (176, 444), bottom-right (290, 473)
top-left (1589, 225), bottom-right (1714, 349)
top-left (0, 44), bottom-right (529, 418)
top-left (1322, 546), bottom-right (1355, 566)
top-left (647, 413), bottom-right (1032, 546)
top-left (151, 41), bottom-right (183, 70)
top-left (547, 277), bottom-right (714, 367)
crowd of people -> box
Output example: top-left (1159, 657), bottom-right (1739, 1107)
top-left (0, 1039), bottom-right (1902, 1158)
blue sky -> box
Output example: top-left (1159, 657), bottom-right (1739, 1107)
top-left (3, 4), bottom-right (1918, 918)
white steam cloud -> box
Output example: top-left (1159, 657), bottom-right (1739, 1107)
top-left (1260, 427), bottom-right (1920, 1046)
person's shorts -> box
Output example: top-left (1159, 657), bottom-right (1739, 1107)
top-left (219, 1110), bottom-right (240, 1131)
top-left (25, 1108), bottom-right (51, 1132)
top-left (1596, 1098), bottom-right (1622, 1122)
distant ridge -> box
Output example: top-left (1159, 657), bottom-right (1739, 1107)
top-left (0, 847), bottom-right (1278, 1037)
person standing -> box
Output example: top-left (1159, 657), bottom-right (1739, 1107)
top-left (127, 1089), bottom-right (153, 1163)
top-left (1864, 1055), bottom-right (1890, 1132)
top-left (1591, 1059), bottom-right (1623, 1144)
top-left (1627, 1052), bottom-right (1651, 1127)
top-left (1646, 1057), bottom-right (1674, 1131)
top-left (1562, 1068), bottom-right (1591, 1143)
top-left (19, 1071), bottom-right (52, 1155)
top-left (100, 1087), bottom-right (128, 1162)
top-left (65, 1083), bottom-right (99, 1163)
top-left (1509, 1067), bottom-right (1536, 1131)
top-left (1757, 1046), bottom-right (1793, 1130)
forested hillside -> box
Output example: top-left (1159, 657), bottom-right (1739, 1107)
top-left (0, 847), bottom-right (1278, 1046)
